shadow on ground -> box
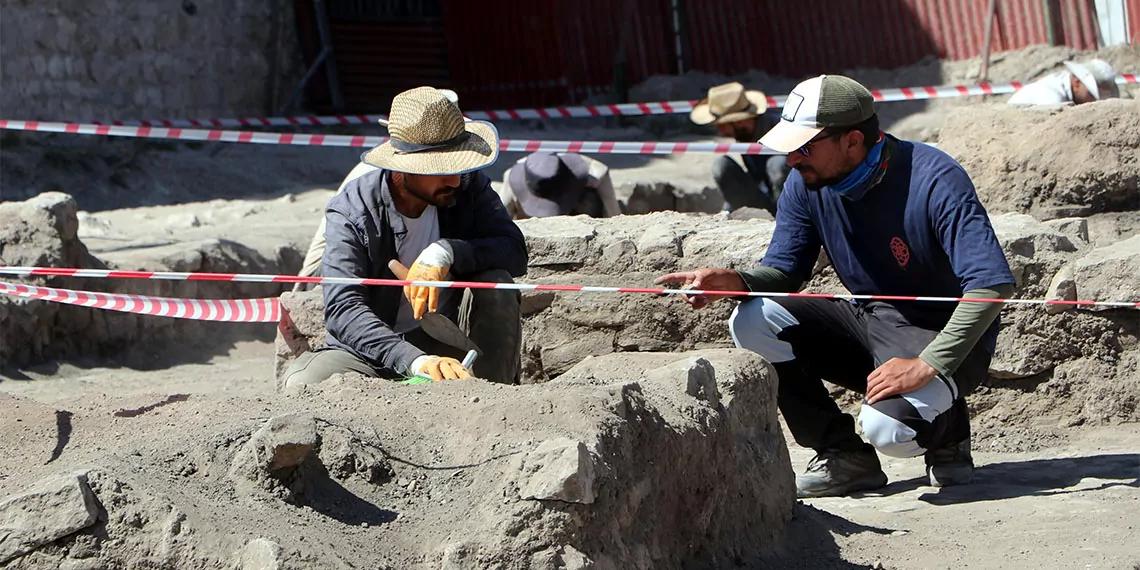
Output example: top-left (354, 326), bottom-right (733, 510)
top-left (919, 453), bottom-right (1140, 505)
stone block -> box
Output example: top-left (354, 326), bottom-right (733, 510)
top-left (517, 438), bottom-right (598, 504)
top-left (0, 471), bottom-right (100, 564)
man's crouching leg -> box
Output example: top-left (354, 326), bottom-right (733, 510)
top-left (858, 374), bottom-right (974, 486)
top-left (461, 269), bottom-right (521, 384)
top-left (281, 349), bottom-right (379, 391)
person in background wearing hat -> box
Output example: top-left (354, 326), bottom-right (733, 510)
top-left (496, 152), bottom-right (622, 219)
top-left (691, 82), bottom-right (791, 216)
top-left (282, 87), bottom-right (527, 388)
top-left (658, 75), bottom-right (1015, 497)
top-left (295, 90), bottom-right (460, 282)
top-left (1008, 59), bottom-right (1120, 106)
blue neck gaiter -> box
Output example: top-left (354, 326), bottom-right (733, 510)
top-left (829, 134), bottom-right (887, 201)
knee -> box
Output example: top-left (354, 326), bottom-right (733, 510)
top-left (728, 298), bottom-right (767, 342)
top-left (858, 403), bottom-right (925, 458)
top-left (728, 299), bottom-right (798, 363)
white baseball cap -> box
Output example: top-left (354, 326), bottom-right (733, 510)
top-left (759, 75), bottom-right (876, 153)
top-left (1063, 59), bottom-right (1119, 100)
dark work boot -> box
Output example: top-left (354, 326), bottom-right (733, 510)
top-left (925, 439), bottom-right (974, 487)
top-left (796, 446), bottom-right (888, 498)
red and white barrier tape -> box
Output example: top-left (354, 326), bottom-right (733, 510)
top-left (0, 281), bottom-right (279, 322)
top-left (2, 267), bottom-right (1137, 310)
top-left (94, 75), bottom-right (1138, 127)
top-left (0, 121), bottom-right (779, 155)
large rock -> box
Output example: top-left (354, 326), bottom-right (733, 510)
top-left (989, 212), bottom-right (1081, 298)
top-left (1072, 235), bottom-right (1140, 306)
top-left (274, 288), bottom-right (328, 390)
top-left (229, 538), bottom-right (283, 570)
top-left (0, 471), bottom-right (100, 564)
top-left (940, 100), bottom-right (1140, 220)
top-left (229, 413), bottom-right (318, 500)
top-left (515, 438), bottom-right (598, 504)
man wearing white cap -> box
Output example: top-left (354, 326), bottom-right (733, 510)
top-left (282, 87), bottom-right (526, 388)
top-left (1008, 59), bottom-right (1120, 106)
top-left (658, 75), bottom-right (1016, 497)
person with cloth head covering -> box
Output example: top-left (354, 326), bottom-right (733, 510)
top-left (1008, 59), bottom-right (1120, 106)
top-left (690, 82), bottom-right (790, 215)
top-left (496, 152), bottom-right (622, 219)
top-left (658, 75), bottom-right (1016, 498)
top-left (282, 86), bottom-right (527, 388)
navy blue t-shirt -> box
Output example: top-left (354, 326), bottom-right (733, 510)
top-left (762, 137), bottom-right (1015, 349)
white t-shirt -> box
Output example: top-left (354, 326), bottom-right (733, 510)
top-left (1008, 71), bottom-right (1074, 106)
top-left (393, 205), bottom-right (453, 332)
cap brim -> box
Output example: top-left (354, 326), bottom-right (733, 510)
top-left (1063, 61), bottom-right (1100, 99)
top-left (759, 121), bottom-right (823, 153)
top-left (361, 120), bottom-right (499, 175)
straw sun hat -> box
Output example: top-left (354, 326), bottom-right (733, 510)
top-left (362, 86), bottom-right (499, 175)
top-left (689, 82), bottom-right (768, 125)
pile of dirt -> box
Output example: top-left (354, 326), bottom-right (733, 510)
top-left (0, 349), bottom-right (795, 569)
top-left (939, 99), bottom-right (1140, 220)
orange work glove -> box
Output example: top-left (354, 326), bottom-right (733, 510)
top-left (401, 242), bottom-right (453, 320)
top-left (412, 355), bottom-right (472, 381)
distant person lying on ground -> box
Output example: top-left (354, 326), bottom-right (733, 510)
top-left (658, 74), bottom-right (1015, 498)
top-left (296, 90), bottom-right (459, 281)
top-left (496, 152), bottom-right (622, 219)
top-left (1007, 59), bottom-right (1119, 106)
top-left (282, 87), bottom-right (527, 388)
top-left (690, 82), bottom-right (791, 216)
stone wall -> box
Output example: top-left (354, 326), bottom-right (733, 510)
top-left (0, 0), bottom-right (303, 122)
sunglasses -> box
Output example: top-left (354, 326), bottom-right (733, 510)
top-left (797, 130), bottom-right (843, 157)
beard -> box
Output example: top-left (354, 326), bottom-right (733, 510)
top-left (795, 165), bottom-right (846, 191)
top-left (405, 180), bottom-right (459, 208)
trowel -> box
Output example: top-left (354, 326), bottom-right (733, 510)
top-left (388, 259), bottom-right (481, 355)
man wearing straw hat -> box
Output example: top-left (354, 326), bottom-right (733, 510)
top-left (660, 75), bottom-right (1015, 497)
top-left (295, 89), bottom-right (460, 281)
top-left (282, 87), bottom-right (527, 388)
top-left (691, 82), bottom-right (790, 215)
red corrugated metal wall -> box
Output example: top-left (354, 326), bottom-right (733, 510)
top-left (439, 0), bottom-right (675, 110)
top-left (684, 0), bottom-right (1100, 77)
top-left (297, 0), bottom-right (1105, 112)
top-left (1128, 0), bottom-right (1140, 43)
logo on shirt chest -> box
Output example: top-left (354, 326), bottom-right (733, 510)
top-left (889, 236), bottom-right (910, 269)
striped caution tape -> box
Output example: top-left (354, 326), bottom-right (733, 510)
top-left (0, 281), bottom-right (279, 322)
top-left (0, 121), bottom-right (780, 155)
top-left (92, 75), bottom-right (1138, 127)
top-left (2, 267), bottom-right (1137, 312)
